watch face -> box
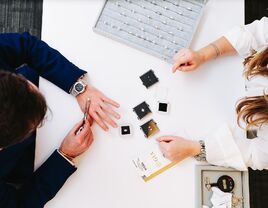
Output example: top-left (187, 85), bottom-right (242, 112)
top-left (75, 83), bottom-right (84, 92)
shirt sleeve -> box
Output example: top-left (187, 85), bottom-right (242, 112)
top-left (0, 150), bottom-right (76, 208)
top-left (223, 17), bottom-right (268, 58)
top-left (0, 32), bottom-right (87, 93)
top-left (205, 123), bottom-right (268, 171)
top-left (238, 128), bottom-right (268, 170)
top-left (204, 124), bottom-right (247, 171)
top-left (57, 149), bottom-right (75, 166)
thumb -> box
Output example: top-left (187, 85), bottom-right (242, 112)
top-left (71, 120), bottom-right (84, 135)
top-left (172, 56), bottom-right (190, 72)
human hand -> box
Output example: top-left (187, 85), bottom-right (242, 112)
top-left (172, 48), bottom-right (205, 73)
top-left (60, 119), bottom-right (94, 159)
top-left (157, 136), bottom-right (201, 162)
top-left (76, 84), bottom-right (120, 131)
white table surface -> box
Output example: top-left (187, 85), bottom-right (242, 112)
top-left (36, 0), bottom-right (245, 207)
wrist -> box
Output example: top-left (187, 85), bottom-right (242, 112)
top-left (76, 83), bottom-right (94, 101)
top-left (190, 140), bottom-right (202, 157)
top-left (196, 49), bottom-right (206, 65)
top-left (58, 148), bottom-right (75, 161)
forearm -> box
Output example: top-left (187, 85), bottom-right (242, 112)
top-left (198, 37), bottom-right (237, 63)
top-left (0, 32), bottom-right (87, 93)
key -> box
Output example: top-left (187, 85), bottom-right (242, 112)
top-left (206, 175), bottom-right (235, 193)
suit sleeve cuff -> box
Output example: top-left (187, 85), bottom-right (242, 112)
top-left (57, 149), bottom-right (76, 167)
top-left (65, 70), bottom-right (87, 94)
top-left (33, 150), bottom-right (77, 200)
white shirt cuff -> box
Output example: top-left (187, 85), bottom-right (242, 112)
top-left (57, 149), bottom-right (76, 166)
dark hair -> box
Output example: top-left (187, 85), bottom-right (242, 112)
top-left (0, 70), bottom-right (47, 148)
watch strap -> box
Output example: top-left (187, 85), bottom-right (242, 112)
top-left (194, 140), bottom-right (207, 162)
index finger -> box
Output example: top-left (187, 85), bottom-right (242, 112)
top-left (172, 56), bottom-right (190, 72)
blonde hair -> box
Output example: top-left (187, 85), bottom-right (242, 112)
top-left (236, 47), bottom-right (268, 129)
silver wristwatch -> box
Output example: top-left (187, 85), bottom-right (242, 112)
top-left (194, 140), bottom-right (207, 162)
top-left (70, 80), bottom-right (87, 97)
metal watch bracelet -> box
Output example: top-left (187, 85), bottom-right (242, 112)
top-left (194, 140), bottom-right (207, 162)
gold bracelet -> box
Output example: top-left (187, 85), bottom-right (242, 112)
top-left (210, 43), bottom-right (221, 58)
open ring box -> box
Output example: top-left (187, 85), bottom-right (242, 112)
top-left (195, 165), bottom-right (250, 208)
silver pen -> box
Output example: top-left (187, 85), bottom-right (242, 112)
top-left (76, 98), bottom-right (91, 135)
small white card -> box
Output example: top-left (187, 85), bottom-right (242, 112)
top-left (132, 145), bottom-right (176, 182)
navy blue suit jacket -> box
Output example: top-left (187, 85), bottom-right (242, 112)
top-left (0, 32), bottom-right (86, 207)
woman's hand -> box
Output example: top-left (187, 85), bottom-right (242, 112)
top-left (172, 48), bottom-right (205, 73)
top-left (76, 84), bottom-right (120, 131)
top-left (157, 136), bottom-right (201, 162)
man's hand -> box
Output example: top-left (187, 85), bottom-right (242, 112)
top-left (157, 136), bottom-right (201, 162)
top-left (76, 84), bottom-right (120, 131)
top-left (172, 48), bottom-right (205, 73)
top-left (60, 120), bottom-right (94, 159)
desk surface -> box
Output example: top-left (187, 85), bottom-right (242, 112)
top-left (36, 0), bottom-right (245, 207)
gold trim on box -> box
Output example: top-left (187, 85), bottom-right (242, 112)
top-left (143, 162), bottom-right (178, 182)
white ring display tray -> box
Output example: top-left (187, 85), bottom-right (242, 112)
top-left (93, 0), bottom-right (207, 63)
top-left (196, 165), bottom-right (250, 208)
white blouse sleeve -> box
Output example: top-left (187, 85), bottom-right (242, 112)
top-left (242, 127), bottom-right (268, 170)
top-left (223, 17), bottom-right (268, 58)
top-left (204, 124), bottom-right (247, 171)
top-left (205, 123), bottom-right (268, 171)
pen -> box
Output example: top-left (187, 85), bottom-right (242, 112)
top-left (76, 98), bottom-right (91, 135)
top-left (83, 98), bottom-right (91, 122)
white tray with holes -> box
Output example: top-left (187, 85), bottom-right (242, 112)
top-left (93, 0), bottom-right (207, 63)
